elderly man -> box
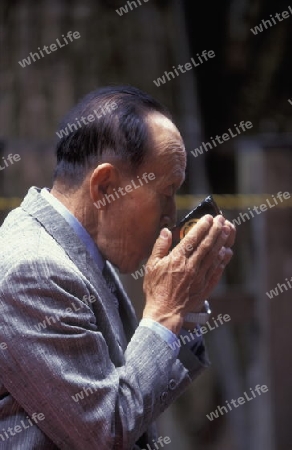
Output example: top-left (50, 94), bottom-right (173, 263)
top-left (0, 86), bottom-right (235, 449)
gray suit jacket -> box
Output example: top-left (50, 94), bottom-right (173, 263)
top-left (0, 187), bottom-right (209, 449)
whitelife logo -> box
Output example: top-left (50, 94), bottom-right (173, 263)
top-left (0, 341), bottom-right (7, 351)
top-left (0, 153), bottom-right (21, 171)
top-left (206, 384), bottom-right (269, 421)
top-left (94, 172), bottom-right (155, 209)
top-left (266, 276), bottom-right (292, 299)
top-left (131, 263), bottom-right (152, 280)
top-left (191, 121), bottom-right (253, 158)
top-left (34, 295), bottom-right (96, 332)
top-left (55, 101), bottom-right (117, 139)
top-left (116, 0), bottom-right (149, 16)
top-left (153, 50), bottom-right (215, 87)
top-left (0, 413), bottom-right (45, 443)
top-left (231, 191), bottom-right (290, 226)
top-left (169, 314), bottom-right (231, 351)
top-left (250, 6), bottom-right (292, 35)
top-left (131, 242), bottom-right (195, 280)
top-left (18, 31), bottom-right (81, 68)
top-left (140, 435), bottom-right (171, 450)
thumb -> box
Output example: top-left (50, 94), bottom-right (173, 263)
top-left (148, 228), bottom-right (172, 263)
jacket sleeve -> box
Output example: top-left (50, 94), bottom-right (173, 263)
top-left (0, 256), bottom-right (209, 450)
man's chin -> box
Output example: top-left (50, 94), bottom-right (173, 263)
top-left (110, 257), bottom-right (143, 275)
top-left (109, 243), bottom-right (153, 275)
top-left (120, 260), bottom-right (146, 275)
top-left (119, 253), bottom-right (151, 275)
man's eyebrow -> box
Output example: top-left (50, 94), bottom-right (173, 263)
top-left (173, 172), bottom-right (185, 188)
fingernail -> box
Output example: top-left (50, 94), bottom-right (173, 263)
top-left (219, 247), bottom-right (226, 259)
top-left (204, 214), bottom-right (213, 224)
top-left (218, 216), bottom-right (225, 225)
top-left (160, 228), bottom-right (169, 239)
top-left (222, 228), bottom-right (230, 239)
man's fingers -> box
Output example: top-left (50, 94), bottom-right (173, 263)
top-left (198, 224), bottom-right (231, 273)
top-left (173, 214), bottom-right (214, 258)
top-left (205, 247), bottom-right (233, 281)
top-left (224, 220), bottom-right (236, 248)
top-left (218, 247), bottom-right (233, 269)
top-left (147, 228), bottom-right (172, 266)
top-left (201, 248), bottom-right (233, 298)
top-left (188, 215), bottom-right (227, 269)
top-left (203, 266), bottom-right (226, 298)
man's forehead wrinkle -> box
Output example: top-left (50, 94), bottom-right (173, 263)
top-left (165, 140), bottom-right (185, 153)
top-left (144, 113), bottom-right (186, 179)
top-left (172, 146), bottom-right (187, 170)
top-left (157, 137), bottom-right (186, 157)
top-left (158, 145), bottom-right (187, 174)
top-left (152, 133), bottom-right (183, 150)
top-left (147, 140), bottom-right (186, 168)
top-left (162, 166), bottom-right (186, 186)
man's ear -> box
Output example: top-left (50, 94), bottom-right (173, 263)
top-left (90, 163), bottom-right (119, 210)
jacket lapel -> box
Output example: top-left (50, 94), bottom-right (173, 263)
top-left (20, 187), bottom-right (137, 355)
top-left (106, 262), bottom-right (139, 343)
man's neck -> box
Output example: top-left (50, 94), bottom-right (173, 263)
top-left (50, 183), bottom-right (98, 242)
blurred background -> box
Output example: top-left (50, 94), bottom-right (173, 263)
top-left (0, 0), bottom-right (292, 449)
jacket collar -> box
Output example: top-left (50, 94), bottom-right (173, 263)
top-left (20, 186), bottom-right (138, 348)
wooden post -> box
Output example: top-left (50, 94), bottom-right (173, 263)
top-left (237, 138), bottom-right (292, 450)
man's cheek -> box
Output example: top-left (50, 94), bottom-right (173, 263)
top-left (148, 228), bottom-right (161, 253)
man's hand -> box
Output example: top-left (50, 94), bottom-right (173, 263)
top-left (142, 215), bottom-right (236, 335)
